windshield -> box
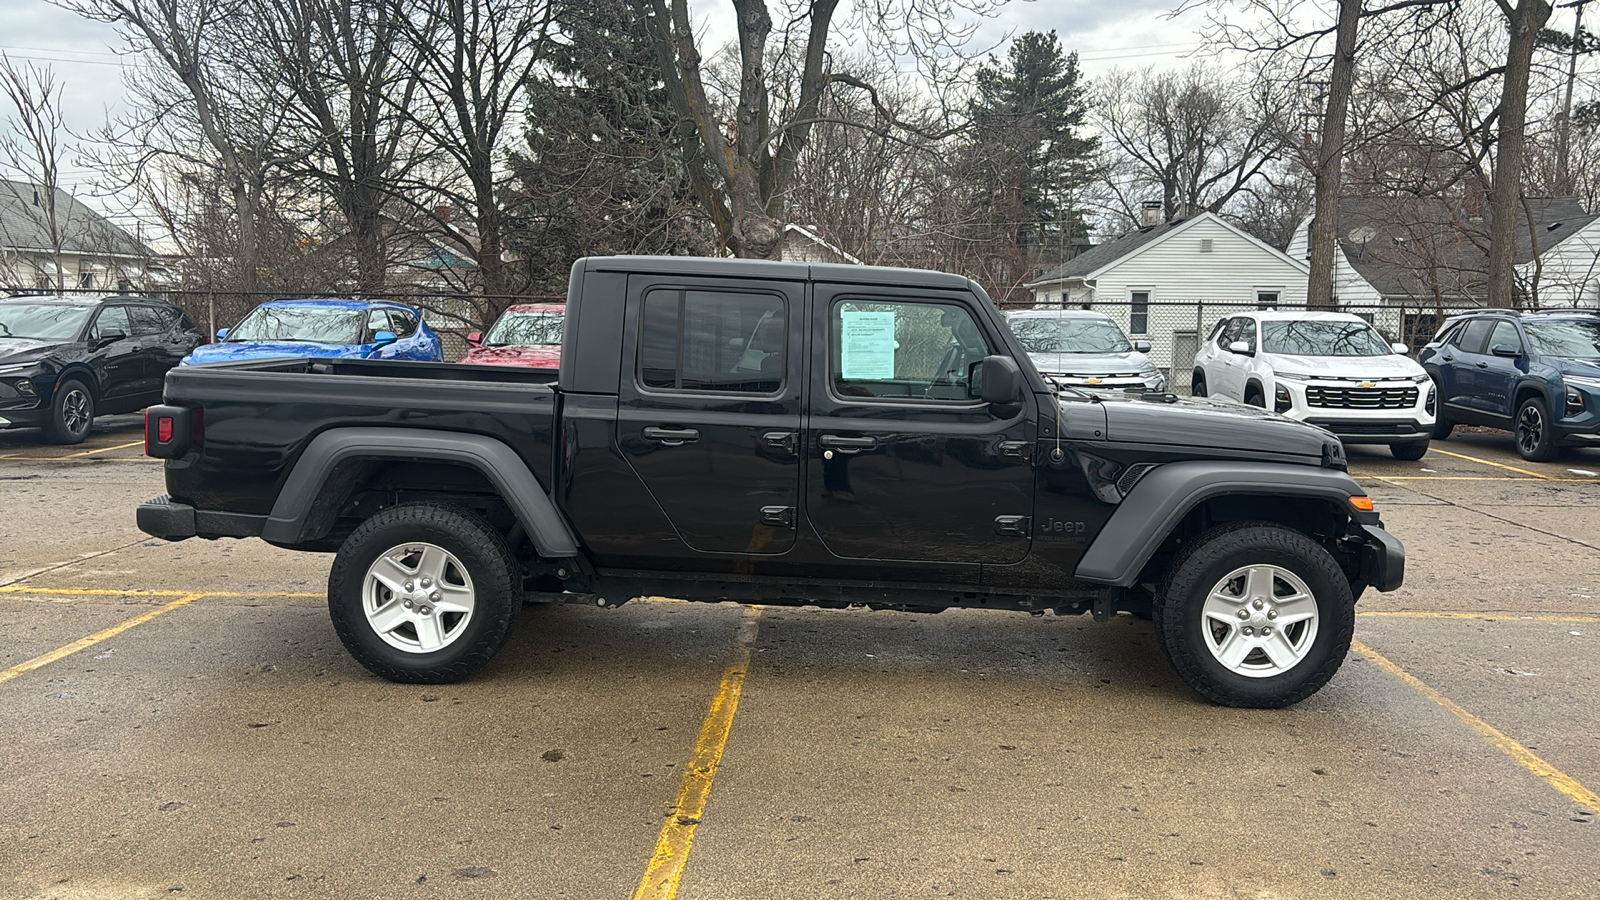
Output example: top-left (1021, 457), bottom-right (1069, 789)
top-left (1261, 320), bottom-right (1391, 356)
top-left (485, 310), bottom-right (564, 346)
top-left (0, 304), bottom-right (92, 341)
top-left (227, 306), bottom-right (364, 344)
top-left (1008, 316), bottom-right (1133, 354)
top-left (1525, 319), bottom-right (1600, 359)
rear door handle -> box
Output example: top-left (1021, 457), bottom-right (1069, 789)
top-left (818, 434), bottom-right (877, 453)
top-left (642, 426), bottom-right (700, 446)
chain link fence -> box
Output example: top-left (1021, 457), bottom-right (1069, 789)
top-left (1, 286), bottom-right (565, 362)
top-left (1004, 298), bottom-right (1493, 396)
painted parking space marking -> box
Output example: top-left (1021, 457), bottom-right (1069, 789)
top-left (0, 439), bottom-right (146, 461)
top-left (1425, 446), bottom-right (1554, 479)
top-left (0, 593), bottom-right (202, 686)
top-left (633, 607), bottom-right (761, 900)
top-left (1354, 640), bottom-right (1600, 812)
top-left (1360, 611), bottom-right (1600, 623)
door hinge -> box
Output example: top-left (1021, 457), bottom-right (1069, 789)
top-left (762, 431), bottom-right (797, 453)
top-left (761, 506), bottom-right (796, 528)
top-left (994, 515), bottom-right (1031, 537)
top-left (998, 440), bottom-right (1032, 460)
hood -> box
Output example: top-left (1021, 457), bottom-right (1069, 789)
top-left (182, 341), bottom-right (367, 364)
top-left (1092, 394), bottom-right (1335, 459)
top-left (0, 337), bottom-right (62, 363)
top-left (1027, 350), bottom-right (1151, 376)
top-left (460, 344), bottom-right (562, 368)
top-left (1554, 357), bottom-right (1600, 378)
top-left (1268, 353), bottom-right (1424, 380)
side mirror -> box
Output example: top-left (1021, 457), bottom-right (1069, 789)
top-left (215, 327), bottom-right (230, 341)
top-left (466, 331), bottom-right (482, 348)
top-left (979, 355), bottom-right (1022, 404)
top-left (1391, 342), bottom-right (1410, 355)
top-left (95, 329), bottom-right (128, 347)
top-left (1132, 339), bottom-right (1152, 353)
top-left (373, 330), bottom-right (398, 347)
top-left (1228, 340), bottom-right (1252, 355)
top-left (1490, 343), bottom-right (1522, 358)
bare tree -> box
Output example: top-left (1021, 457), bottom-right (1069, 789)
top-left (0, 56), bottom-right (75, 292)
top-left (1487, 0), bottom-right (1554, 306)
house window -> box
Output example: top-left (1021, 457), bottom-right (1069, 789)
top-left (1256, 290), bottom-right (1281, 310)
top-left (78, 271), bottom-right (95, 290)
top-left (1129, 290), bottom-right (1150, 335)
top-left (35, 274), bottom-right (49, 291)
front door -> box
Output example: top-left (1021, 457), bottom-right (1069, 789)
top-left (1472, 319), bottom-right (1527, 419)
top-left (804, 286), bottom-right (1036, 567)
top-left (616, 275), bottom-right (805, 556)
top-left (87, 305), bottom-right (143, 409)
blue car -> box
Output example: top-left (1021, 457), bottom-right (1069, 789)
top-left (181, 299), bottom-right (443, 365)
top-left (1420, 310), bottom-right (1600, 461)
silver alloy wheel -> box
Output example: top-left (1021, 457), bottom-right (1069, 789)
top-left (1517, 403), bottom-right (1544, 456)
top-left (362, 542), bottom-right (476, 654)
top-left (61, 388), bottom-right (91, 434)
top-left (1200, 564), bottom-right (1320, 678)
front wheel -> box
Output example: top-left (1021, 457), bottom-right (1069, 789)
top-left (1515, 395), bottom-right (1559, 462)
top-left (1191, 370), bottom-right (1208, 398)
top-left (328, 503), bottom-right (518, 683)
top-left (43, 378), bottom-right (94, 444)
top-left (1390, 440), bottom-right (1428, 461)
top-left (1155, 523), bottom-right (1355, 708)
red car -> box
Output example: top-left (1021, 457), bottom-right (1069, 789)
top-left (460, 303), bottom-right (565, 369)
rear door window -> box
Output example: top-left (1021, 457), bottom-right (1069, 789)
top-left (1456, 319), bottom-right (1494, 354)
top-left (639, 289), bottom-right (787, 394)
top-left (128, 305), bottom-right (167, 336)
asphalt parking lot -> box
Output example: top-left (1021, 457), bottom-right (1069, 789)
top-left (2, 419), bottom-right (1597, 899)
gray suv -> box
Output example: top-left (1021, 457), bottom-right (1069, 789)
top-left (1004, 309), bottom-right (1166, 392)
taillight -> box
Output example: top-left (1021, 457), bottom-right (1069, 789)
top-left (145, 404), bottom-right (196, 459)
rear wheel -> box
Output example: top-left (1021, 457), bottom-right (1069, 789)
top-left (328, 503), bottom-right (518, 683)
top-left (43, 378), bottom-right (94, 444)
top-left (1191, 370), bottom-right (1208, 398)
top-left (1390, 440), bottom-right (1428, 461)
top-left (1155, 522), bottom-right (1354, 708)
top-left (1514, 395), bottom-right (1559, 462)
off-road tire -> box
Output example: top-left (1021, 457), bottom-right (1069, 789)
top-left (328, 503), bottom-right (518, 683)
top-left (43, 378), bottom-right (94, 444)
top-left (1155, 522), bottom-right (1355, 708)
top-left (1390, 440), bottom-right (1428, 461)
top-left (1514, 395), bottom-right (1559, 462)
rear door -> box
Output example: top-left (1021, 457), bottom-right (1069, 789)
top-left (1449, 319), bottom-right (1496, 415)
top-left (126, 304), bottom-right (177, 401)
top-left (804, 284), bottom-right (1036, 568)
top-left (616, 274), bottom-right (805, 555)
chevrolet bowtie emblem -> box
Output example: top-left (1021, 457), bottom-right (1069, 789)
top-left (1084, 378), bottom-right (1102, 384)
top-left (1358, 381), bottom-right (1375, 388)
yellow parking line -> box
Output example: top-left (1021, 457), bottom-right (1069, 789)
top-left (0, 593), bottom-right (202, 685)
top-left (0, 586), bottom-right (323, 598)
top-left (1353, 641), bottom-right (1599, 812)
top-left (0, 439), bottom-right (146, 461)
top-left (1360, 611), bottom-right (1600, 622)
top-left (633, 608), bottom-right (761, 900)
top-left (1426, 447), bottom-right (1553, 479)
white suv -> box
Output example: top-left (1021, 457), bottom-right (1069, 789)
top-left (1191, 311), bottom-right (1436, 460)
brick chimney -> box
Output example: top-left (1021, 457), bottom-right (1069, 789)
top-left (433, 204), bottom-right (453, 223)
top-left (1141, 201), bottom-right (1163, 228)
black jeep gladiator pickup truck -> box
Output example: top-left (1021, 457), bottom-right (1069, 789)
top-left (138, 256), bottom-right (1402, 707)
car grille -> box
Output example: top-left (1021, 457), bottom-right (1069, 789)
top-left (1305, 385), bottom-right (1418, 409)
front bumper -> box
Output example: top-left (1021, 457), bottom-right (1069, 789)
top-left (1281, 377), bottom-right (1434, 444)
top-left (1358, 523), bottom-right (1405, 592)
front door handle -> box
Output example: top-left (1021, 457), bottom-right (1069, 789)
top-left (642, 426), bottom-right (700, 446)
top-left (818, 434), bottom-right (878, 453)
top-left (1477, 362), bottom-right (1489, 369)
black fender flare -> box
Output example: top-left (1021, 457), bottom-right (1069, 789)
top-left (1073, 461), bottom-right (1373, 587)
top-left (260, 427), bottom-right (580, 558)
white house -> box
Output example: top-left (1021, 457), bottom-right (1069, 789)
top-left (0, 180), bottom-right (170, 293)
top-left (1024, 211), bottom-right (1309, 377)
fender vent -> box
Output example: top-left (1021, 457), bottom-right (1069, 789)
top-left (1116, 462), bottom-right (1158, 497)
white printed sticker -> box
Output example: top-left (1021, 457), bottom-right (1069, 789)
top-left (840, 310), bottom-right (896, 380)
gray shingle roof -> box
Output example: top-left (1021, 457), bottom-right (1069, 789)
top-left (0, 179), bottom-right (151, 258)
top-left (1336, 196), bottom-right (1597, 301)
top-left (1027, 217), bottom-right (1195, 286)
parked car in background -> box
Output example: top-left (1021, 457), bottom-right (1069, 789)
top-left (1420, 310), bottom-right (1600, 461)
top-left (1192, 311), bottom-right (1436, 461)
top-left (1003, 309), bottom-right (1166, 392)
top-left (181, 299), bottom-right (442, 365)
top-left (0, 295), bottom-right (203, 444)
top-left (460, 303), bottom-right (564, 369)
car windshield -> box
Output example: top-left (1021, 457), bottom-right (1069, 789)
top-left (1261, 320), bottom-right (1391, 356)
top-left (1525, 319), bottom-right (1600, 359)
top-left (227, 306), bottom-right (364, 344)
top-left (1008, 316), bottom-right (1132, 353)
top-left (485, 310), bottom-right (564, 346)
top-left (0, 304), bottom-right (92, 341)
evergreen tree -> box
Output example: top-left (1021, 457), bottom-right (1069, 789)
top-left (959, 30), bottom-right (1096, 302)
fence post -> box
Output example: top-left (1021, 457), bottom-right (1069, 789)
top-left (208, 295), bottom-right (215, 341)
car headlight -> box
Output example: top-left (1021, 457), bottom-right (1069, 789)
top-left (1410, 373), bottom-right (1431, 383)
top-left (1273, 371), bottom-right (1311, 381)
top-left (1564, 376), bottom-right (1600, 417)
top-left (1274, 382), bottom-right (1293, 412)
top-left (1563, 375), bottom-right (1600, 390)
